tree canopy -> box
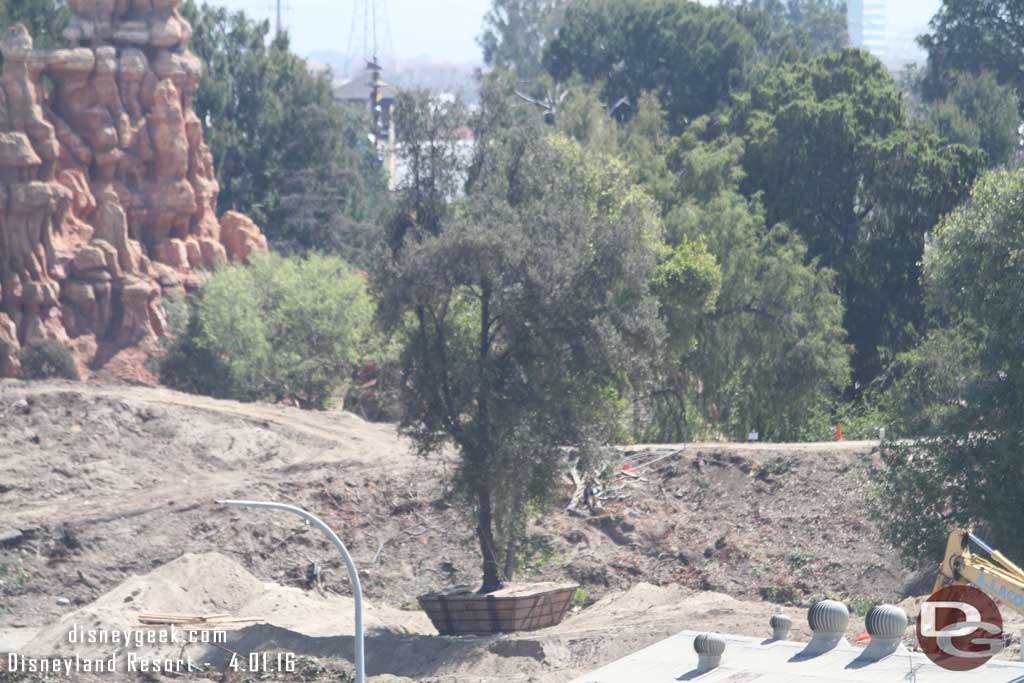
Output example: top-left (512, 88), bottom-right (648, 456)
top-left (729, 49), bottom-right (984, 383)
top-left (725, 0), bottom-right (848, 60)
top-left (161, 254), bottom-right (374, 409)
top-left (918, 0), bottom-right (1024, 111)
top-left (544, 0), bottom-right (758, 130)
top-left (550, 88), bottom-right (849, 441)
top-left (664, 126), bottom-right (850, 440)
top-left (183, 2), bottom-right (389, 260)
top-left (924, 71), bottom-right (1020, 167)
top-left (872, 166), bottom-right (1024, 563)
top-left (479, 0), bottom-right (566, 81)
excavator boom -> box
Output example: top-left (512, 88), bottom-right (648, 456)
top-left (936, 528), bottom-right (1024, 615)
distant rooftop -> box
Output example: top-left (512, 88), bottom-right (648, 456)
top-left (334, 76), bottom-right (399, 102)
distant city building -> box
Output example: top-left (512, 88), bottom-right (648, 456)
top-left (848, 0), bottom-right (887, 59)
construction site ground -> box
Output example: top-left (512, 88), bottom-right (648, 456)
top-left (0, 380), bottom-right (994, 682)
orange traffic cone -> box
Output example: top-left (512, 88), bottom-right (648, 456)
top-left (836, 422), bottom-right (843, 441)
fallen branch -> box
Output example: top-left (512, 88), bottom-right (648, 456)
top-left (372, 540), bottom-right (387, 565)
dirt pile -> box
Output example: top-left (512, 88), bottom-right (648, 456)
top-left (21, 552), bottom-right (434, 660)
top-left (0, 0), bottom-right (267, 381)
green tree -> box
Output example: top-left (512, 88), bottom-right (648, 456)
top-left (163, 253), bottom-right (374, 408)
top-left (873, 326), bottom-right (984, 438)
top-left (555, 91), bottom-right (849, 441)
top-left (479, 0), bottom-right (566, 81)
top-left (183, 2), bottom-right (388, 256)
top-left (386, 88), bottom-right (469, 250)
top-left (668, 130), bottom-right (849, 440)
top-left (378, 86), bottom-right (662, 592)
top-left (918, 0), bottom-right (1024, 109)
top-left (725, 0), bottom-right (848, 59)
top-left (923, 169), bottom-right (1024, 393)
top-left (871, 167), bottom-right (1024, 563)
top-left (730, 49), bottom-right (983, 383)
top-left (781, 0), bottom-right (847, 53)
top-left (544, 0), bottom-right (757, 130)
top-left (925, 71), bottom-right (1020, 168)
top-left (158, 298), bottom-right (234, 399)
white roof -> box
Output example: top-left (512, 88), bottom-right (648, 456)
top-left (572, 631), bottom-right (1024, 683)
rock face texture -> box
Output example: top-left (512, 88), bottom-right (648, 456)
top-left (0, 3), bottom-right (267, 378)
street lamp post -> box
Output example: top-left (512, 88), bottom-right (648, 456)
top-left (216, 500), bottom-right (365, 683)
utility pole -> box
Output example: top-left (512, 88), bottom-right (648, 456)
top-left (344, 0), bottom-right (397, 189)
top-left (275, 0), bottom-right (282, 35)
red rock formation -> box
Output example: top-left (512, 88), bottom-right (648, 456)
top-left (0, 3), bottom-right (267, 378)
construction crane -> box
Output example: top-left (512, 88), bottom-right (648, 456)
top-left (935, 528), bottom-right (1024, 613)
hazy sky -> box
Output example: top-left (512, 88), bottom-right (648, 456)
top-left (207, 0), bottom-right (944, 64)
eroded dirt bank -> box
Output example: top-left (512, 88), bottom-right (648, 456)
top-left (0, 380), bottom-right (914, 681)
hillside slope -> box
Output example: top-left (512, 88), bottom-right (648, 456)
top-left (0, 381), bottom-right (907, 651)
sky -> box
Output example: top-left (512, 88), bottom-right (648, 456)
top-left (207, 0), bottom-right (944, 65)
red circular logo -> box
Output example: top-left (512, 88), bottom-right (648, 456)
top-left (916, 584), bottom-right (1004, 671)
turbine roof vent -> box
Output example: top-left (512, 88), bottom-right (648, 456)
top-left (693, 632), bottom-right (726, 672)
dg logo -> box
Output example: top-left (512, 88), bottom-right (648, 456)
top-left (916, 584), bottom-right (1004, 671)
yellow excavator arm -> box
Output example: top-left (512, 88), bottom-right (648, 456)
top-left (936, 528), bottom-right (1024, 615)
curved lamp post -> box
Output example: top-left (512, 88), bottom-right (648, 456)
top-left (217, 500), bottom-right (365, 683)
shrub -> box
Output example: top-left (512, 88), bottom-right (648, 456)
top-left (870, 168), bottom-right (1024, 565)
top-left (162, 253), bottom-right (374, 409)
top-left (157, 300), bottom-right (233, 399)
top-left (18, 339), bottom-right (79, 381)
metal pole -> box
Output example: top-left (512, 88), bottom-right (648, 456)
top-left (216, 500), bottom-right (365, 683)
top-left (969, 531), bottom-right (995, 556)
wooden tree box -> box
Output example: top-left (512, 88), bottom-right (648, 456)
top-left (418, 582), bottom-right (578, 635)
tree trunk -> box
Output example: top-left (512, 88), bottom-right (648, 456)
top-left (503, 534), bottom-right (517, 585)
top-left (474, 281), bottom-right (502, 594)
top-left (476, 485), bottom-right (503, 594)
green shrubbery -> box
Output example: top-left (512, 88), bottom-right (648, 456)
top-left (160, 253), bottom-right (373, 408)
top-left (869, 167), bottom-right (1024, 564)
top-left (798, 325), bottom-right (985, 443)
top-left (18, 340), bottom-right (79, 381)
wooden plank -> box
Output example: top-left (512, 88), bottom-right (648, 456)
top-left (422, 583), bottom-right (577, 601)
top-left (422, 592), bottom-right (572, 616)
top-left (425, 590), bottom-right (575, 608)
top-left (424, 599), bottom-right (549, 616)
top-left (426, 609), bottom-right (562, 626)
top-left (0, 528), bottom-right (25, 546)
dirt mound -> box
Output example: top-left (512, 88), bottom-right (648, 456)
top-left (21, 552), bottom-right (433, 662)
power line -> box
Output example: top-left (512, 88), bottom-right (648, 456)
top-left (345, 0), bottom-right (393, 70)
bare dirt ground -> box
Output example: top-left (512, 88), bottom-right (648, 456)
top-left (0, 380), bottom-right (926, 682)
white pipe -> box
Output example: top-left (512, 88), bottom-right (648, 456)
top-left (217, 499), bottom-right (365, 683)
